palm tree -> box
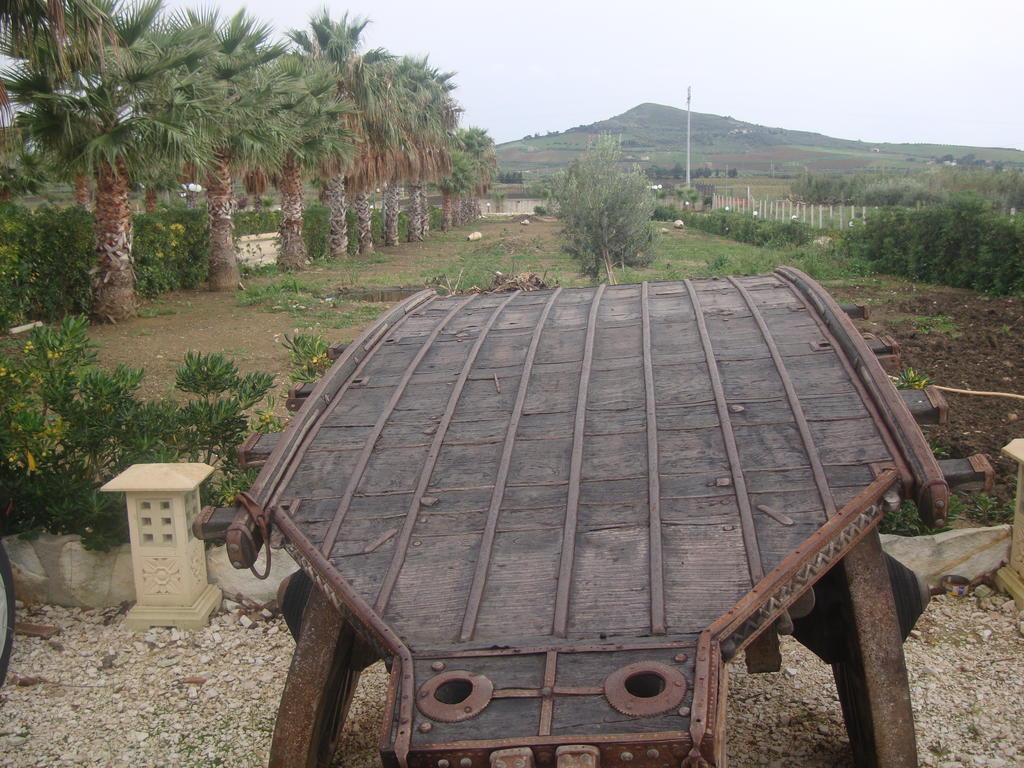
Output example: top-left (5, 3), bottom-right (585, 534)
top-left (456, 126), bottom-right (496, 225)
top-left (269, 54), bottom-right (355, 271)
top-left (0, 0), bottom-right (110, 110)
top-left (243, 166), bottom-right (270, 211)
top-left (0, 139), bottom-right (46, 201)
top-left (385, 56), bottom-right (458, 245)
top-left (4, 0), bottom-right (220, 321)
top-left (175, 9), bottom-right (288, 291)
top-left (289, 12), bottom-right (391, 259)
top-left (436, 151), bottom-right (473, 231)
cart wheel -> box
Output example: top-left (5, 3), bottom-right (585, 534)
top-left (0, 541), bottom-right (14, 686)
top-left (270, 586), bottom-right (364, 768)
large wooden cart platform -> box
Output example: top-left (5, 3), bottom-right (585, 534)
top-left (199, 268), bottom-right (993, 768)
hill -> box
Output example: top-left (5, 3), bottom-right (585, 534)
top-left (496, 103), bottom-right (1024, 176)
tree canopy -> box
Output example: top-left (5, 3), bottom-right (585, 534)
top-left (553, 136), bottom-right (655, 283)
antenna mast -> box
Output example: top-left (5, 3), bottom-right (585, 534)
top-left (686, 86), bottom-right (692, 187)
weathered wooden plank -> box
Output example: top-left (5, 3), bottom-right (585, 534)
top-left (318, 296), bottom-right (478, 556)
top-left (686, 278), bottom-right (766, 588)
top-left (554, 285), bottom-right (606, 637)
top-left (641, 283), bottom-right (666, 636)
top-left (375, 292), bottom-right (521, 613)
top-left (460, 288), bottom-right (564, 642)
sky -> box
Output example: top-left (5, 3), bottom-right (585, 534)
top-left (165, 0), bottom-right (1023, 150)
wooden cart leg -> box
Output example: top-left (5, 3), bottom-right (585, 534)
top-left (832, 530), bottom-right (917, 768)
top-left (269, 586), bottom-right (367, 768)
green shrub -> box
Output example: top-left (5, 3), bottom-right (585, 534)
top-left (0, 204), bottom-right (214, 326)
top-left (0, 317), bottom-right (277, 549)
top-left (651, 204), bottom-right (679, 221)
top-left (234, 209), bottom-right (281, 237)
top-left (134, 208), bottom-right (209, 296)
top-left (682, 211), bottom-right (813, 248)
top-left (534, 205), bottom-right (548, 216)
top-left (303, 203), bottom-right (330, 260)
top-left (839, 194), bottom-right (1024, 295)
top-left (0, 203), bottom-right (94, 327)
top-left (282, 332), bottom-right (330, 383)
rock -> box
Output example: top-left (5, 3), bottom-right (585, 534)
top-left (673, 220), bottom-right (685, 229)
top-left (974, 584), bottom-right (994, 599)
top-left (520, 219), bottom-right (529, 226)
top-left (466, 231), bottom-right (483, 241)
top-left (206, 543), bottom-right (297, 605)
top-left (881, 525), bottom-right (1012, 586)
top-left (4, 533), bottom-right (134, 608)
top-left (238, 614), bottom-right (254, 629)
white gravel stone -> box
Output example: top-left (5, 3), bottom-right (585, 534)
top-left (1, 595), bottom-right (1022, 767)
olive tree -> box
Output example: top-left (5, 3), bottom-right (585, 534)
top-left (553, 136), bottom-right (655, 284)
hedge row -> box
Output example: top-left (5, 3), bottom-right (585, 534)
top-left (0, 202), bottom-right (441, 328)
top-left (680, 210), bottom-right (814, 248)
top-left (0, 204), bottom-right (210, 327)
top-left (839, 195), bottom-right (1024, 295)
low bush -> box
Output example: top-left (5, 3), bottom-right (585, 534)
top-left (0, 203), bottom-right (94, 327)
top-left (651, 204), bottom-right (679, 221)
top-left (234, 209), bottom-right (281, 237)
top-left (134, 208), bottom-right (209, 296)
top-left (839, 194), bottom-right (1024, 295)
top-left (682, 210), bottom-right (814, 248)
top-left (0, 317), bottom-right (279, 549)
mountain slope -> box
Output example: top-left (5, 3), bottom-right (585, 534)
top-left (496, 103), bottom-right (1024, 175)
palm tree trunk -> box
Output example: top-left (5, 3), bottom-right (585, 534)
top-left (277, 153), bottom-right (306, 271)
top-left (73, 173), bottom-right (90, 209)
top-left (442, 192), bottom-right (453, 231)
top-left (355, 192), bottom-right (373, 254)
top-left (92, 158), bottom-right (137, 322)
top-left (325, 175), bottom-right (348, 258)
top-left (383, 183), bottom-right (399, 246)
top-left (253, 196), bottom-right (263, 213)
top-left (418, 185), bottom-right (430, 238)
top-left (144, 187), bottom-right (158, 213)
top-left (206, 149), bottom-right (240, 291)
top-left (407, 181), bottom-right (424, 242)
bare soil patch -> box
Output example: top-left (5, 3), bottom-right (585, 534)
top-left (832, 280), bottom-right (1024, 506)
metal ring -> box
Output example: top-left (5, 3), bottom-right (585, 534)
top-left (415, 670), bottom-right (494, 723)
top-left (603, 661), bottom-right (688, 717)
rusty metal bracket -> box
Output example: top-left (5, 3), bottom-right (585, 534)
top-left (603, 661), bottom-right (688, 717)
top-left (416, 670), bottom-right (495, 723)
top-left (556, 745), bottom-right (600, 768)
top-left (491, 747), bottom-right (535, 768)
top-left (227, 492), bottom-right (273, 579)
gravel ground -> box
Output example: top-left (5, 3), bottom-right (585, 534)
top-left (1, 594), bottom-right (1022, 768)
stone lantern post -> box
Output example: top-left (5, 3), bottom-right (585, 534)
top-left (996, 439), bottom-right (1024, 609)
top-left (101, 463), bottom-right (222, 630)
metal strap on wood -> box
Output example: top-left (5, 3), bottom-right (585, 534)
top-left (553, 284), bottom-right (606, 637)
top-left (375, 291), bottom-right (523, 613)
top-left (684, 279), bottom-right (765, 585)
top-left (460, 288), bottom-right (564, 642)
